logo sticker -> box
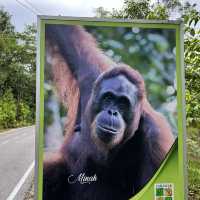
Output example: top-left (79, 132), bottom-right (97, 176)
top-left (155, 183), bottom-right (174, 200)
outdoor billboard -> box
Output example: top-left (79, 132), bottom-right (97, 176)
top-left (36, 16), bottom-right (186, 200)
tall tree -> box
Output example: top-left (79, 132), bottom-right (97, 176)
top-left (0, 8), bottom-right (36, 128)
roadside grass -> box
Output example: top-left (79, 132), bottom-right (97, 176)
top-left (187, 126), bottom-right (200, 200)
top-left (24, 179), bottom-right (34, 200)
top-left (0, 128), bottom-right (12, 133)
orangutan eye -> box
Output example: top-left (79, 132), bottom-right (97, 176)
top-left (118, 96), bottom-right (130, 110)
top-left (102, 92), bottom-right (114, 104)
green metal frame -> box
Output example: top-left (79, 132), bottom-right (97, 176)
top-left (36, 16), bottom-right (186, 200)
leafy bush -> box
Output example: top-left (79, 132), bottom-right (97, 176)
top-left (0, 90), bottom-right (33, 128)
top-left (17, 102), bottom-right (32, 126)
top-left (187, 127), bottom-right (200, 200)
top-left (184, 7), bottom-right (200, 126)
top-left (0, 89), bottom-right (17, 128)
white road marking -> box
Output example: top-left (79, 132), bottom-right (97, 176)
top-left (6, 161), bottom-right (35, 200)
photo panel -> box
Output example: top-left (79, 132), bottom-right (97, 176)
top-left (36, 17), bottom-right (186, 200)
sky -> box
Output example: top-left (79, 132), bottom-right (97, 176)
top-left (1, 0), bottom-right (199, 32)
top-left (1, 0), bottom-right (124, 32)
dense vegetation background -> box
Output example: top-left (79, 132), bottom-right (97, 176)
top-left (0, 9), bottom-right (36, 129)
top-left (0, 0), bottom-right (199, 199)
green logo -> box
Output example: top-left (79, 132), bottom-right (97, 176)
top-left (155, 183), bottom-right (174, 200)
